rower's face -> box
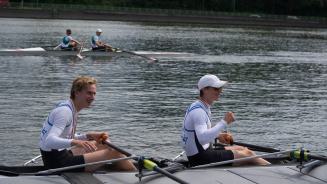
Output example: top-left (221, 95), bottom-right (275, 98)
top-left (75, 84), bottom-right (96, 108)
top-left (203, 87), bottom-right (223, 102)
top-left (96, 32), bottom-right (101, 36)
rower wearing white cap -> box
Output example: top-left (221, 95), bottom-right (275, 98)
top-left (91, 29), bottom-right (115, 52)
top-left (181, 74), bottom-right (270, 167)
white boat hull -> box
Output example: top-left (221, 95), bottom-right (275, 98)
top-left (0, 47), bottom-right (191, 58)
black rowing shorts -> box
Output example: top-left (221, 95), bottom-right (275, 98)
top-left (40, 149), bottom-right (85, 172)
top-left (92, 46), bottom-right (106, 51)
top-left (187, 148), bottom-right (234, 167)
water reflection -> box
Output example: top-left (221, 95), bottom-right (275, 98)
top-left (0, 18), bottom-right (326, 165)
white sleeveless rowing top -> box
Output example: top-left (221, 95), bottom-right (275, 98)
top-left (39, 100), bottom-right (81, 151)
top-left (60, 36), bottom-right (73, 48)
top-left (181, 100), bottom-right (227, 156)
top-left (91, 35), bottom-right (102, 48)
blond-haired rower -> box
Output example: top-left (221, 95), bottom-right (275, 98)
top-left (39, 76), bottom-right (136, 172)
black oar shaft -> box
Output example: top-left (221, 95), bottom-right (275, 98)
top-left (153, 166), bottom-right (188, 184)
top-left (233, 141), bottom-right (280, 153)
top-left (105, 141), bottom-right (132, 157)
top-left (103, 140), bottom-right (189, 184)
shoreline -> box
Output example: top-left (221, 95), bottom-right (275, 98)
top-left (1, 8), bottom-right (327, 29)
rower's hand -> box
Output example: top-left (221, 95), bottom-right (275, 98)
top-left (72, 140), bottom-right (98, 152)
top-left (224, 112), bottom-right (235, 124)
top-left (86, 132), bottom-right (109, 143)
top-left (218, 132), bottom-right (234, 145)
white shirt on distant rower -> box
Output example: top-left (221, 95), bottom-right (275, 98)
top-left (60, 36), bottom-right (73, 48)
top-left (39, 100), bottom-right (86, 151)
top-left (181, 100), bottom-right (227, 156)
top-left (91, 35), bottom-right (102, 48)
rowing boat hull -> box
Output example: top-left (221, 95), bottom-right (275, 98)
top-left (0, 47), bottom-right (191, 58)
top-left (0, 50), bottom-right (128, 57)
top-left (1, 163), bottom-right (326, 184)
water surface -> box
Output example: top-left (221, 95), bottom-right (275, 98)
top-left (0, 18), bottom-right (326, 165)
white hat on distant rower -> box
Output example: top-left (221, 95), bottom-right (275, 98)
top-left (198, 74), bottom-right (227, 90)
top-left (96, 29), bottom-right (102, 33)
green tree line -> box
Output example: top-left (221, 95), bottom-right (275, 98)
top-left (9, 0), bottom-right (327, 17)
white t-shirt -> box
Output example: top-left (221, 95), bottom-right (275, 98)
top-left (39, 100), bottom-right (86, 151)
top-left (91, 35), bottom-right (102, 48)
top-left (181, 100), bottom-right (227, 156)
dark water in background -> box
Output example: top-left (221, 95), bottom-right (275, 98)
top-left (0, 18), bottom-right (326, 165)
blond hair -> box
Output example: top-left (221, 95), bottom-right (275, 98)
top-left (70, 76), bottom-right (97, 99)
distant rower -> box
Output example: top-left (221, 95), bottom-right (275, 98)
top-left (60, 29), bottom-right (81, 51)
top-left (91, 29), bottom-right (115, 52)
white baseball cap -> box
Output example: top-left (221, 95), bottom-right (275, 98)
top-left (96, 29), bottom-right (102, 33)
top-left (198, 74), bottom-right (227, 90)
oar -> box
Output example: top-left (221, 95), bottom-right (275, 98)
top-left (120, 49), bottom-right (158, 62)
top-left (232, 141), bottom-right (280, 153)
top-left (172, 151), bottom-right (185, 161)
top-left (136, 163), bottom-right (185, 178)
top-left (102, 140), bottom-right (189, 184)
top-left (214, 138), bottom-right (280, 153)
top-left (53, 44), bottom-right (61, 50)
top-left (100, 44), bottom-right (158, 61)
top-left (23, 155), bottom-right (42, 166)
top-left (76, 41), bottom-right (85, 59)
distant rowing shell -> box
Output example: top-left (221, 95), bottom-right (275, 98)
top-left (0, 47), bottom-right (132, 57)
top-left (0, 47), bottom-right (192, 59)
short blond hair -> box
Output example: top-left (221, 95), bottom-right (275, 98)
top-left (70, 76), bottom-right (97, 99)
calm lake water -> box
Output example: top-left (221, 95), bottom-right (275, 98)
top-left (0, 18), bottom-right (326, 165)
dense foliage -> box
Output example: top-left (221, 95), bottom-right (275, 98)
top-left (9, 0), bottom-right (327, 17)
